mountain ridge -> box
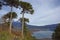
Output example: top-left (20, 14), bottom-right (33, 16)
top-left (12, 21), bottom-right (58, 32)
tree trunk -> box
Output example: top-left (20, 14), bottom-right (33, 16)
top-left (22, 12), bottom-right (24, 40)
top-left (10, 6), bottom-right (13, 33)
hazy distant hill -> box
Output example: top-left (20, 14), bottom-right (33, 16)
top-left (12, 21), bottom-right (58, 32)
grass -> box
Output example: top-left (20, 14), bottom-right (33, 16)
top-left (0, 31), bottom-right (14, 40)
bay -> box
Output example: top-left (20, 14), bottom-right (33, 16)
top-left (32, 31), bottom-right (54, 39)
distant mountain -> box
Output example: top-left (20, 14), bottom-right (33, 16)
top-left (28, 24), bottom-right (58, 31)
top-left (12, 21), bottom-right (58, 32)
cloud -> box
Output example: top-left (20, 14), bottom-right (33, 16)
top-left (23, 0), bottom-right (60, 26)
top-left (0, 0), bottom-right (60, 26)
top-left (28, 6), bottom-right (60, 26)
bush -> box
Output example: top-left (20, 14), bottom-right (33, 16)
top-left (0, 31), bottom-right (14, 40)
top-left (52, 24), bottom-right (60, 40)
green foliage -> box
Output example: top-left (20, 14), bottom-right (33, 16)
top-left (20, 18), bottom-right (29, 23)
top-left (23, 21), bottom-right (36, 40)
top-left (0, 31), bottom-right (14, 40)
top-left (0, 0), bottom-right (3, 9)
top-left (0, 0), bottom-right (35, 40)
top-left (2, 12), bottom-right (17, 19)
top-left (52, 24), bottom-right (60, 40)
top-left (20, 1), bottom-right (34, 14)
top-left (2, 12), bottom-right (17, 23)
top-left (0, 31), bottom-right (22, 40)
top-left (0, 3), bottom-right (2, 9)
top-left (19, 17), bottom-right (36, 40)
top-left (0, 0), bottom-right (19, 8)
top-left (23, 26), bottom-right (36, 40)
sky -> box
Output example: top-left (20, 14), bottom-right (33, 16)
top-left (0, 0), bottom-right (60, 26)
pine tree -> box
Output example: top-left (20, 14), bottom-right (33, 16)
top-left (19, 1), bottom-right (34, 40)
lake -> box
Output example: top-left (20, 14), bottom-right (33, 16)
top-left (32, 31), bottom-right (54, 39)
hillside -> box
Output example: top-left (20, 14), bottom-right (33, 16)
top-left (0, 21), bottom-right (58, 32)
top-left (12, 21), bottom-right (58, 32)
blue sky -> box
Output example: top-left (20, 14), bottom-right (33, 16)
top-left (0, 0), bottom-right (60, 26)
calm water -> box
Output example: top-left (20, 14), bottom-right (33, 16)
top-left (33, 31), bottom-right (54, 39)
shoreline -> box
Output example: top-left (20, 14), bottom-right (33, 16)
top-left (37, 38), bottom-right (52, 40)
